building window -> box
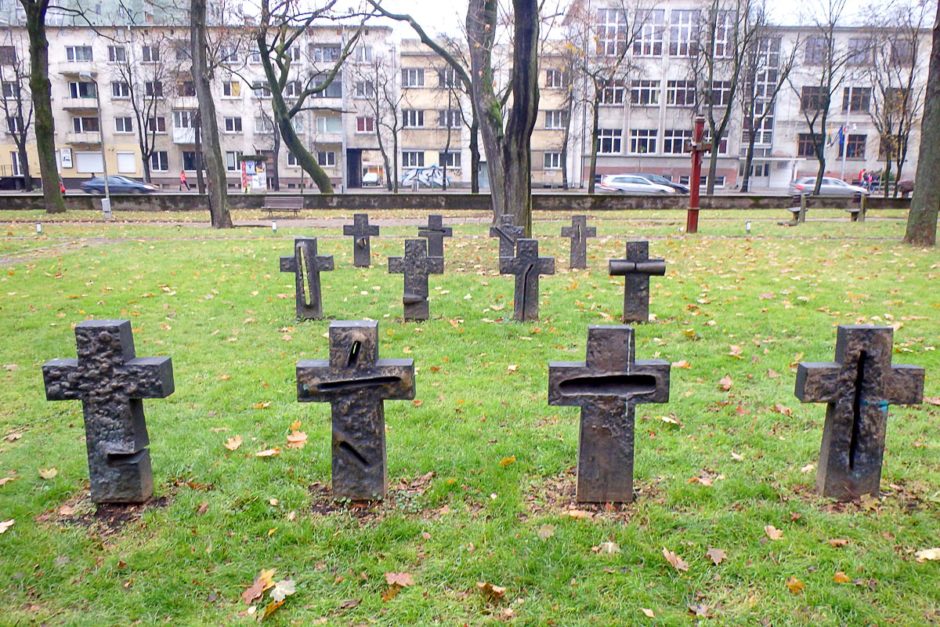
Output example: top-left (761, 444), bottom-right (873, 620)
top-left (317, 151), bottom-right (336, 167)
top-left (891, 39), bottom-right (914, 66)
top-left (173, 110), bottom-right (195, 129)
top-left (222, 81), bottom-right (241, 98)
top-left (1, 82), bottom-right (18, 99)
top-left (353, 80), bottom-right (374, 99)
top-left (147, 116), bottom-right (167, 133)
top-left (669, 9), bottom-right (699, 57)
top-left (356, 116), bottom-right (375, 133)
top-left (402, 109), bottom-right (424, 128)
top-left (402, 68), bottom-right (425, 88)
top-left (248, 49), bottom-right (261, 64)
top-left (439, 109), bottom-right (461, 128)
top-left (402, 151), bottom-right (424, 167)
top-left (312, 74), bottom-right (342, 98)
top-left (629, 129), bottom-right (658, 154)
top-left (709, 81), bottom-right (732, 107)
top-left (150, 151), bottom-right (169, 172)
top-left (355, 45), bottom-right (373, 63)
top-left (800, 86), bottom-right (824, 112)
top-left (847, 38), bottom-right (873, 65)
top-left (316, 115), bottom-right (342, 134)
top-left (545, 69), bottom-right (567, 88)
top-left (176, 80), bottom-right (195, 97)
top-left (287, 152), bottom-right (299, 167)
top-left (842, 87), bottom-right (871, 112)
top-left (111, 81), bottom-right (130, 98)
top-left (840, 134), bottom-right (866, 159)
top-left (72, 116), bottom-right (100, 133)
top-left (596, 8), bottom-right (627, 56)
top-left (711, 10), bottom-right (733, 58)
top-left (223, 116), bottom-right (242, 133)
top-left (663, 129), bottom-right (692, 154)
top-left (218, 45), bottom-right (238, 65)
top-left (544, 110), bottom-right (567, 129)
top-left (633, 9), bottom-right (665, 56)
top-left (68, 81), bottom-right (97, 99)
top-left (598, 128), bottom-right (622, 154)
top-left (174, 41), bottom-right (191, 62)
top-left (704, 129), bottom-right (728, 155)
top-left (66, 46), bottom-right (93, 62)
top-left (797, 133), bottom-right (819, 157)
top-left (0, 47), bottom-right (15, 65)
top-left (182, 151), bottom-right (201, 170)
top-left (702, 175), bottom-right (726, 187)
top-left (439, 67), bottom-right (459, 88)
top-left (255, 116), bottom-right (274, 133)
top-left (6, 116), bottom-right (23, 133)
top-left (108, 45), bottom-right (126, 63)
top-left (439, 151), bottom-right (461, 168)
top-left (600, 79), bottom-right (625, 105)
top-left (252, 81), bottom-right (272, 98)
top-left (666, 80), bottom-right (695, 107)
top-left (141, 45), bottom-right (160, 63)
top-left (114, 117), bottom-right (133, 133)
top-left (311, 45), bottom-right (340, 63)
top-left (804, 36), bottom-right (827, 65)
top-left (285, 80), bottom-right (302, 98)
top-left (145, 81), bottom-right (163, 98)
top-left (543, 152), bottom-right (562, 169)
top-left (630, 80), bottom-right (660, 105)
top-left (225, 151), bottom-right (242, 171)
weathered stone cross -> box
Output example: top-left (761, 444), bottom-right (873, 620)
top-left (343, 213), bottom-right (380, 267)
top-left (417, 214), bottom-right (453, 258)
top-left (560, 215), bottom-right (596, 269)
top-left (549, 325), bottom-right (670, 503)
top-left (609, 241), bottom-right (666, 323)
top-left (489, 214), bottom-right (524, 258)
top-left (795, 325), bottom-right (924, 500)
top-left (388, 239), bottom-right (444, 321)
top-left (279, 237), bottom-right (334, 320)
top-left (296, 321), bottom-right (415, 501)
top-left (42, 320), bottom-right (175, 504)
top-left (499, 238), bottom-right (555, 321)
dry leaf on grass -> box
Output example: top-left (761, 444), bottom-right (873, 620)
top-left (828, 538), bottom-right (849, 548)
top-left (255, 448), bottom-right (280, 458)
top-left (498, 455), bottom-right (516, 467)
top-left (640, 608), bottom-right (655, 618)
top-left (476, 581), bottom-right (506, 603)
top-left (384, 572), bottom-right (414, 587)
top-left (242, 568), bottom-right (276, 605)
top-left (537, 525), bottom-right (555, 540)
top-left (915, 548), bottom-right (940, 562)
top-left (672, 360), bottom-right (691, 369)
top-left (0, 475), bottom-right (16, 486)
top-left (593, 541), bottom-right (620, 555)
top-left (224, 435), bottom-right (242, 451)
top-left (765, 525), bottom-right (784, 540)
top-left (38, 468), bottom-right (58, 480)
top-left (663, 547), bottom-right (689, 572)
top-left (706, 548), bottom-right (726, 565)
top-left (786, 576), bottom-right (805, 594)
top-left (270, 579), bottom-right (296, 602)
top-left (773, 403), bottom-right (794, 417)
top-left (833, 571), bottom-right (851, 584)
top-left (718, 375), bottom-right (733, 391)
top-left (286, 431), bottom-right (307, 449)
top-left (0, 519), bottom-right (13, 534)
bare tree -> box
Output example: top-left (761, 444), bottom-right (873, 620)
top-left (0, 34), bottom-right (35, 190)
top-left (252, 104), bottom-right (280, 191)
top-left (351, 49), bottom-right (399, 191)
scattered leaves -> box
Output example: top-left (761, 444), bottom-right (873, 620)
top-left (255, 448), bottom-right (281, 458)
top-left (384, 572), bottom-right (414, 587)
top-left (286, 431), bottom-right (307, 449)
top-left (764, 525), bottom-right (784, 541)
top-left (772, 403), bottom-right (794, 417)
top-left (828, 538), bottom-right (849, 548)
top-left (0, 475), bottom-right (16, 487)
top-left (718, 375), bottom-right (733, 391)
top-left (476, 581), bottom-right (506, 603)
top-left (672, 360), bottom-right (691, 369)
top-left (224, 435), bottom-right (243, 451)
top-left (706, 548), bottom-right (726, 565)
top-left (662, 547), bottom-right (689, 572)
top-left (241, 569), bottom-right (276, 605)
top-left (593, 541), bottom-right (620, 554)
top-left (833, 571), bottom-right (851, 584)
top-left (38, 468), bottom-right (58, 480)
top-left (786, 576), bottom-right (805, 594)
top-left (728, 345), bottom-right (743, 358)
top-left (915, 548), bottom-right (940, 562)
top-left (269, 579), bottom-right (296, 602)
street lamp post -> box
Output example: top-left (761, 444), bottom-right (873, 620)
top-left (80, 71), bottom-right (111, 219)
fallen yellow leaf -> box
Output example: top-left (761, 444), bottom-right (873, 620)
top-left (833, 571), bottom-right (851, 583)
top-left (662, 547), bottom-right (689, 572)
top-left (915, 548), bottom-right (940, 562)
top-left (224, 435), bottom-right (243, 451)
top-left (38, 468), bottom-right (58, 480)
top-left (786, 576), bottom-right (805, 594)
top-left (765, 525), bottom-right (783, 540)
top-left (286, 431), bottom-right (307, 449)
top-left (255, 448), bottom-right (281, 458)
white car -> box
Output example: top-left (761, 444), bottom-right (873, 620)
top-left (597, 174), bottom-right (676, 194)
top-left (789, 177), bottom-right (869, 197)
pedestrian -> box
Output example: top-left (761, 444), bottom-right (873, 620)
top-left (59, 179), bottom-right (66, 194)
top-left (179, 169), bottom-right (190, 191)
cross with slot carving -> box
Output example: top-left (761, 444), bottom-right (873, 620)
top-left (279, 237), bottom-right (334, 320)
top-left (560, 215), bottom-right (596, 269)
top-left (343, 213), bottom-right (380, 267)
top-left (296, 321), bottom-right (415, 501)
top-left (489, 214), bottom-right (524, 258)
top-left (417, 214), bottom-right (453, 258)
top-left (388, 239), bottom-right (444, 321)
top-left (609, 241), bottom-right (666, 323)
top-left (795, 325), bottom-right (924, 500)
top-left (499, 238), bottom-right (555, 321)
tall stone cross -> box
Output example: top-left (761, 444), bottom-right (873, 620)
top-left (42, 320), bottom-right (175, 504)
top-left (388, 239), bottom-right (444, 321)
top-left (499, 238), bottom-right (555, 321)
top-left (279, 237), bottom-right (334, 320)
top-left (296, 321), bottom-right (415, 501)
top-left (609, 241), bottom-right (666, 323)
top-left (795, 325), bottom-right (924, 501)
top-left (549, 325), bottom-right (670, 503)
top-left (343, 213), bottom-right (380, 267)
top-left (417, 214), bottom-right (453, 258)
top-left (489, 214), bottom-right (524, 258)
top-left (560, 215), bottom-right (597, 269)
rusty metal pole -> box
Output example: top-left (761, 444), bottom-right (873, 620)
top-left (687, 116), bottom-right (707, 234)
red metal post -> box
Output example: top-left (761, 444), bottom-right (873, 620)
top-left (686, 116), bottom-right (706, 234)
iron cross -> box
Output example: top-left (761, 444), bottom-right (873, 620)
top-left (343, 213), bottom-right (380, 267)
top-left (388, 239), bottom-right (444, 321)
top-left (489, 214), bottom-right (524, 259)
top-left (417, 214), bottom-right (453, 258)
top-left (279, 237), bottom-right (334, 320)
top-left (499, 238), bottom-right (555, 321)
top-left (560, 215), bottom-right (597, 269)
top-left (609, 241), bottom-right (666, 323)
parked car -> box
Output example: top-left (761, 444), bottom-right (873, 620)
top-left (361, 172), bottom-right (381, 186)
top-left (634, 173), bottom-right (689, 193)
top-left (597, 174), bottom-right (676, 194)
top-left (788, 177), bottom-right (869, 197)
top-left (80, 176), bottom-right (158, 194)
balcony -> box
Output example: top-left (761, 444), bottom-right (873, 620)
top-left (173, 96), bottom-right (198, 109)
top-left (173, 128), bottom-right (196, 144)
top-left (65, 131), bottom-right (101, 144)
top-left (59, 62), bottom-right (95, 77)
top-left (61, 97), bottom-right (99, 111)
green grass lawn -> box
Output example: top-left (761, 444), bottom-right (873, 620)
top-left (1, 210), bottom-right (937, 624)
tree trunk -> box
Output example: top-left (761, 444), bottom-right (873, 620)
top-left (16, 141), bottom-right (33, 191)
top-left (194, 120), bottom-right (205, 194)
top-left (705, 117), bottom-right (718, 195)
top-left (587, 92), bottom-right (600, 195)
top-left (270, 128), bottom-right (280, 191)
top-left (375, 121), bottom-right (393, 191)
top-left (191, 0), bottom-right (231, 228)
top-left (469, 119), bottom-right (480, 193)
top-left (139, 140), bottom-right (152, 183)
top-left (22, 0), bottom-right (65, 212)
top-left (740, 130), bottom-right (757, 193)
top-left (904, 3), bottom-right (940, 246)
top-left (392, 130), bottom-right (399, 193)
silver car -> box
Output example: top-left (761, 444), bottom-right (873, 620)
top-left (788, 176), bottom-right (869, 197)
top-left (597, 175), bottom-right (676, 194)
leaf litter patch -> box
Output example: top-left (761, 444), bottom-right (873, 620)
top-left (308, 471), bottom-right (437, 523)
top-left (522, 467), bottom-right (663, 523)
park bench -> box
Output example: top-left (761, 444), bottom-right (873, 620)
top-left (844, 195), bottom-right (868, 222)
top-left (263, 195), bottom-right (304, 218)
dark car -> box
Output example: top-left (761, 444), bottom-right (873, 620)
top-left (634, 173), bottom-right (690, 193)
top-left (81, 176), bottom-right (158, 194)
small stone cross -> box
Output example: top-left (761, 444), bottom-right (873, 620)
top-left (489, 214), bottom-right (524, 258)
top-left (343, 213), bottom-right (380, 267)
top-left (609, 241), bottom-right (666, 323)
top-left (296, 321), bottom-right (415, 501)
top-left (795, 325), bottom-right (924, 500)
top-left (560, 215), bottom-right (596, 269)
top-left (42, 320), bottom-right (175, 504)
top-left (499, 238), bottom-right (555, 321)
top-left (388, 239), bottom-right (444, 321)
top-left (279, 237), bottom-right (334, 320)
top-left (417, 214), bottom-right (453, 258)
top-left (549, 326), bottom-right (670, 503)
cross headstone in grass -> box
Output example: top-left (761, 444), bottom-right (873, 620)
top-left (343, 213), bottom-right (380, 267)
top-left (42, 320), bottom-right (174, 504)
top-left (296, 321), bottom-right (415, 501)
top-left (499, 238), bottom-right (555, 321)
top-left (548, 325), bottom-right (670, 503)
top-left (417, 214), bottom-right (453, 258)
top-left (489, 214), bottom-right (524, 259)
top-left (279, 237), bottom-right (334, 320)
top-left (560, 215), bottom-right (596, 269)
top-left (795, 325), bottom-right (924, 501)
top-left (609, 241), bottom-right (666, 323)
top-left (388, 239), bottom-right (444, 321)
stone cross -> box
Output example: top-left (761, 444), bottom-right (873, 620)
top-left (609, 241), bottom-right (666, 323)
top-left (795, 325), bottom-right (924, 501)
top-left (489, 214), bottom-right (524, 258)
top-left (417, 214), bottom-right (453, 258)
top-left (549, 325), bottom-right (670, 503)
top-left (343, 213), bottom-right (380, 267)
top-left (42, 320), bottom-right (174, 504)
top-left (499, 238), bottom-right (555, 321)
top-left (560, 215), bottom-right (597, 269)
top-left (296, 320), bottom-right (415, 501)
top-left (279, 237), bottom-right (334, 320)
top-left (388, 239), bottom-right (444, 321)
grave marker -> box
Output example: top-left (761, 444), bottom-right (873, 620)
top-left (609, 241), bottom-right (666, 323)
top-left (561, 215), bottom-right (596, 269)
top-left (417, 214), bottom-right (453, 258)
top-left (388, 239), bottom-right (444, 320)
top-left (489, 214), bottom-right (524, 258)
top-left (499, 238), bottom-right (555, 321)
top-left (343, 213), bottom-right (380, 267)
top-left (279, 237), bottom-right (334, 320)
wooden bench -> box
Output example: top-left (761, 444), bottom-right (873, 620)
top-left (263, 196), bottom-right (304, 218)
top-left (845, 195), bottom-right (868, 222)
top-left (786, 195), bottom-right (808, 224)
